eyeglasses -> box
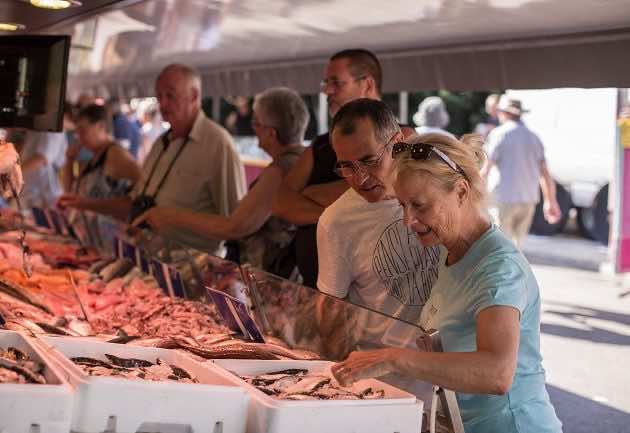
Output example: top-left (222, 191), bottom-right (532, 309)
top-left (319, 75), bottom-right (367, 92)
top-left (333, 140), bottom-right (393, 179)
top-left (392, 142), bottom-right (467, 178)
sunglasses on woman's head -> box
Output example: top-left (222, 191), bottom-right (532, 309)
top-left (391, 142), bottom-right (467, 178)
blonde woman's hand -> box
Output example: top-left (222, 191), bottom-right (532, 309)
top-left (331, 348), bottom-right (399, 387)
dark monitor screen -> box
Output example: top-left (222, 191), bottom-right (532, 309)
top-left (0, 35), bottom-right (70, 132)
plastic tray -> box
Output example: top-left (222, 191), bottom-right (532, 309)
top-left (38, 336), bottom-right (249, 433)
top-left (0, 330), bottom-right (74, 433)
top-left (211, 359), bottom-right (423, 433)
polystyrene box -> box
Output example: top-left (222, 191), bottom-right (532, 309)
top-left (39, 336), bottom-right (250, 433)
top-left (211, 359), bottom-right (423, 433)
top-left (0, 330), bottom-right (74, 433)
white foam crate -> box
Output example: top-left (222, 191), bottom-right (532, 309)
top-left (0, 330), bottom-right (74, 433)
top-left (39, 336), bottom-right (250, 433)
top-left (211, 359), bottom-right (423, 433)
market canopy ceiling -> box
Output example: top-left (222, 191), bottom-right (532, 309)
top-left (8, 0), bottom-right (630, 96)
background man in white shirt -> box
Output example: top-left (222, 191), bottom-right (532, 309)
top-left (483, 96), bottom-right (561, 248)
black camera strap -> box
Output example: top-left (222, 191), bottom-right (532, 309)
top-left (140, 131), bottom-right (191, 199)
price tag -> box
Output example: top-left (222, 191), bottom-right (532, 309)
top-left (31, 207), bottom-right (74, 237)
top-left (49, 209), bottom-right (72, 237)
top-left (114, 237), bottom-right (135, 261)
top-left (67, 209), bottom-right (93, 247)
top-left (31, 207), bottom-right (50, 229)
top-left (112, 237), bottom-right (150, 273)
top-left (151, 259), bottom-right (186, 298)
top-left (206, 286), bottom-right (265, 343)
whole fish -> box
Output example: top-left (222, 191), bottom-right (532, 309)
top-left (175, 341), bottom-right (279, 360)
top-left (88, 258), bottom-right (115, 275)
top-left (2, 318), bottom-right (46, 335)
top-left (283, 394), bottom-right (319, 401)
top-left (237, 369), bottom-right (386, 401)
top-left (105, 353), bottom-right (153, 368)
top-left (107, 334), bottom-right (141, 344)
top-left (72, 357), bottom-right (116, 369)
top-left (34, 322), bottom-right (73, 336)
top-left (72, 355), bottom-right (196, 383)
top-left (0, 355), bottom-right (46, 384)
top-left (280, 375), bottom-right (330, 396)
top-left (99, 259), bottom-right (134, 282)
top-left (239, 342), bottom-right (319, 361)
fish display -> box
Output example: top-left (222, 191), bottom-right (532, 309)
top-left (71, 354), bottom-right (198, 383)
top-left (238, 369), bottom-right (385, 401)
top-left (0, 232), bottom-right (99, 270)
top-left (0, 346), bottom-right (46, 384)
top-left (0, 238), bottom-right (228, 342)
top-left (0, 228), bottom-right (320, 364)
top-left (87, 278), bottom-right (228, 340)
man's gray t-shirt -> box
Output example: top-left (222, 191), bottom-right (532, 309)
top-left (487, 120), bottom-right (545, 204)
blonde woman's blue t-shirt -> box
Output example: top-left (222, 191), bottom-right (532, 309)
top-left (420, 225), bottom-right (562, 433)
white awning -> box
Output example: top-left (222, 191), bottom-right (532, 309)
top-left (37, 0), bottom-right (630, 97)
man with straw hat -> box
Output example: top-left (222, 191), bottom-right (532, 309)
top-left (482, 95), bottom-right (561, 248)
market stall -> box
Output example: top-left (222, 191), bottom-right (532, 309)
top-left (0, 207), bottom-right (447, 433)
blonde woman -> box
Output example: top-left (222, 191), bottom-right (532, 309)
top-left (333, 133), bottom-right (562, 433)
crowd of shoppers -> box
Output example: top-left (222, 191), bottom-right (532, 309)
top-left (0, 47), bottom-right (566, 433)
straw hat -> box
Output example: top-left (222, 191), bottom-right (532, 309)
top-left (497, 96), bottom-right (528, 116)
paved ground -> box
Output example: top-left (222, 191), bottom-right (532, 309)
top-left (522, 234), bottom-right (630, 433)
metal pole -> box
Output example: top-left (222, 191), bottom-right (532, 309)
top-left (318, 93), bottom-right (328, 135)
top-left (399, 91), bottom-right (409, 125)
top-left (212, 96), bottom-right (221, 122)
top-left (612, 91), bottom-right (624, 273)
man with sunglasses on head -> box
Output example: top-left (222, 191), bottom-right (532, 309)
top-left (316, 99), bottom-right (441, 338)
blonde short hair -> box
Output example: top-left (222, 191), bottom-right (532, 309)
top-left (394, 133), bottom-right (488, 209)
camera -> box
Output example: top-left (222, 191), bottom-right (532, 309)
top-left (129, 195), bottom-right (156, 228)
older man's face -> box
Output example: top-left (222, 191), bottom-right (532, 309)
top-left (155, 70), bottom-right (198, 132)
top-left (332, 117), bottom-right (400, 203)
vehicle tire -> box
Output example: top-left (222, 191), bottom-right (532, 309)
top-left (529, 182), bottom-right (572, 236)
top-left (577, 184), bottom-right (609, 245)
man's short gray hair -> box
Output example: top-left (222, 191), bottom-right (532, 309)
top-left (159, 63), bottom-right (202, 95)
top-left (330, 98), bottom-right (401, 145)
top-left (254, 87), bottom-right (310, 146)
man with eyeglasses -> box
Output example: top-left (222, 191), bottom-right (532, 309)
top-left (316, 99), bottom-right (441, 336)
top-left (272, 49), bottom-right (388, 288)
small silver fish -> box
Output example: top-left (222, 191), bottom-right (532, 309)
top-left (280, 375), bottom-right (330, 396)
top-left (283, 394), bottom-right (319, 401)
